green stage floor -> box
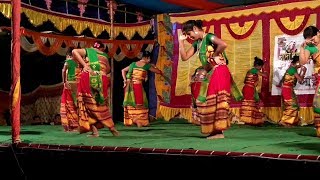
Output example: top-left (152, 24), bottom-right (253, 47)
top-left (0, 119), bottom-right (320, 155)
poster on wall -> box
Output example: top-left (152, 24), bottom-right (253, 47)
top-left (271, 33), bottom-right (316, 95)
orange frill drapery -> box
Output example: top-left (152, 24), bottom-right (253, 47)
top-left (1, 27), bottom-right (154, 61)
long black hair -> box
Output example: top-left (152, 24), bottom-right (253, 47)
top-left (66, 47), bottom-right (74, 56)
top-left (303, 26), bottom-right (319, 39)
top-left (254, 57), bottom-right (264, 66)
top-left (142, 50), bottom-right (151, 58)
top-left (182, 20), bottom-right (203, 33)
top-left (291, 55), bottom-right (299, 64)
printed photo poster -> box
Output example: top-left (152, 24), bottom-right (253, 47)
top-left (271, 33), bottom-right (316, 95)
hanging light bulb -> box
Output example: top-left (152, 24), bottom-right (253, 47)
top-left (150, 18), bottom-right (155, 34)
top-left (45, 0), bottom-right (52, 10)
top-left (106, 0), bottom-right (117, 15)
top-left (136, 12), bottom-right (143, 22)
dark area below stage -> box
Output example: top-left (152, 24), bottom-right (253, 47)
top-left (1, 144), bottom-right (320, 180)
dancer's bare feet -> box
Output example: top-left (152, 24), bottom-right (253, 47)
top-left (111, 129), bottom-right (120, 136)
top-left (87, 133), bottom-right (99, 137)
top-left (206, 133), bottom-right (224, 139)
top-left (136, 122), bottom-right (143, 128)
top-left (71, 129), bottom-right (78, 132)
top-left (279, 121), bottom-right (292, 127)
top-left (109, 126), bottom-right (119, 136)
top-left (66, 128), bottom-right (78, 133)
top-left (316, 127), bottom-right (320, 137)
top-left (87, 125), bottom-right (99, 137)
top-left (206, 130), bottom-right (224, 139)
top-left (253, 123), bottom-right (264, 127)
top-left (149, 115), bottom-right (157, 122)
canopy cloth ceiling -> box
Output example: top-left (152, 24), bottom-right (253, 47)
top-left (120, 0), bottom-right (276, 13)
top-left (17, 0), bottom-right (277, 20)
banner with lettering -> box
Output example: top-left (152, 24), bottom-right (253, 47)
top-left (271, 33), bottom-right (315, 95)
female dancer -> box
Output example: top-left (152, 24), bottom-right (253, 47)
top-left (179, 20), bottom-right (231, 139)
top-left (190, 66), bottom-right (207, 125)
top-left (279, 56), bottom-right (305, 126)
top-left (72, 41), bottom-right (119, 137)
top-left (299, 26), bottom-right (320, 136)
top-left (240, 57), bottom-right (267, 126)
top-left (122, 51), bottom-right (163, 127)
top-left (60, 48), bottom-right (80, 132)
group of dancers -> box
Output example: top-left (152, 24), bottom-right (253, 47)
top-left (180, 20), bottom-right (320, 139)
top-left (60, 41), bottom-right (164, 137)
top-left (60, 19), bottom-right (320, 139)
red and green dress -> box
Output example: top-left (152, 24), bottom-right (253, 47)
top-left (240, 68), bottom-right (264, 125)
top-left (123, 62), bottom-right (151, 127)
top-left (78, 48), bottom-right (115, 133)
top-left (191, 33), bottom-right (242, 135)
top-left (279, 67), bottom-right (299, 125)
top-left (190, 67), bottom-right (206, 125)
top-left (305, 45), bottom-right (320, 132)
top-left (60, 58), bottom-right (80, 131)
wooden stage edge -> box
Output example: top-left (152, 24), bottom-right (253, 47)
top-left (1, 143), bottom-right (319, 162)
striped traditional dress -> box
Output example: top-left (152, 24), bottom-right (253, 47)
top-left (123, 62), bottom-right (151, 127)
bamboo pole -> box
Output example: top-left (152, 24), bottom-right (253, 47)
top-left (11, 0), bottom-right (21, 143)
top-left (109, 1), bottom-right (115, 119)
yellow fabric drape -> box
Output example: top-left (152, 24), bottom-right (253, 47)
top-left (261, 107), bottom-right (314, 125)
top-left (155, 14), bottom-right (173, 105)
top-left (0, 3), bottom-right (151, 39)
top-left (298, 107), bottom-right (314, 125)
top-left (158, 105), bottom-right (193, 123)
top-left (151, 105), bottom-right (315, 125)
top-left (230, 108), bottom-right (241, 118)
top-left (158, 106), bottom-right (256, 124)
top-left (230, 107), bottom-right (314, 125)
top-left (229, 21), bottom-right (255, 36)
top-left (280, 15), bottom-right (308, 31)
top-left (223, 21), bottom-right (263, 92)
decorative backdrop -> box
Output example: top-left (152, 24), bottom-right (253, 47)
top-left (155, 0), bottom-right (320, 125)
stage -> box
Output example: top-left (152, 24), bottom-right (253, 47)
top-left (1, 119), bottom-right (320, 179)
top-left (1, 119), bottom-right (320, 155)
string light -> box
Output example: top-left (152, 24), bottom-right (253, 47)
top-left (78, 0), bottom-right (89, 17)
top-left (44, 0), bottom-right (52, 10)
